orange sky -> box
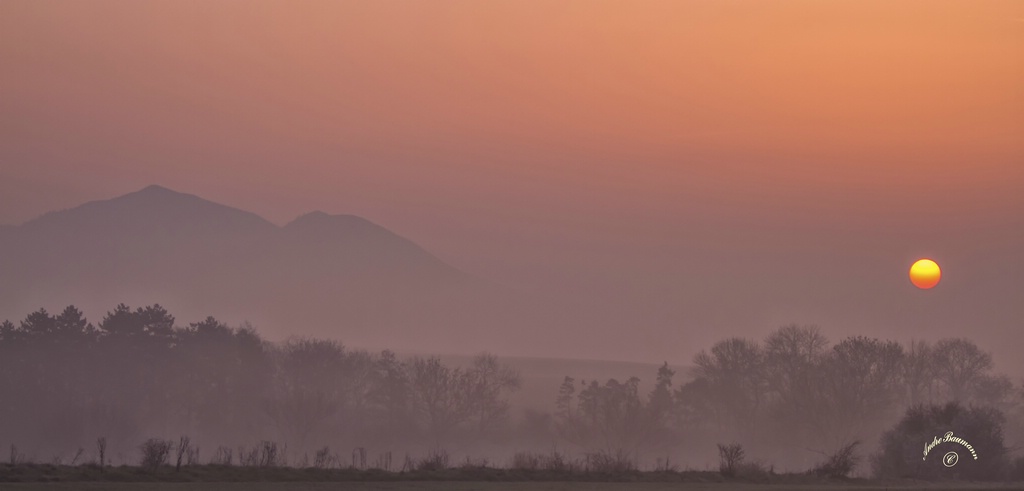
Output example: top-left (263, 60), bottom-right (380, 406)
top-left (2, 0), bottom-right (1023, 365)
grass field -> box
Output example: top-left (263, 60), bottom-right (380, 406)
top-left (3, 463), bottom-right (1023, 491)
top-left (2, 483), bottom-right (1024, 491)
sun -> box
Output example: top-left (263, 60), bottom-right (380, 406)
top-left (910, 259), bottom-right (941, 289)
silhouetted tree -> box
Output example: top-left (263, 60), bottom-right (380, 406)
top-left (577, 377), bottom-right (644, 452)
top-left (556, 365), bottom-right (675, 455)
top-left (172, 317), bottom-right (271, 445)
top-left (932, 338), bottom-right (993, 402)
top-left (408, 356), bottom-right (471, 441)
top-left (647, 362), bottom-right (675, 429)
top-left (54, 305), bottom-right (97, 342)
top-left (813, 337), bottom-right (904, 447)
top-left (873, 402), bottom-right (1009, 480)
top-left (264, 339), bottom-right (347, 449)
top-left (99, 303), bottom-right (175, 348)
top-left (674, 376), bottom-right (717, 432)
top-left (693, 337), bottom-right (766, 439)
top-left (367, 350), bottom-right (413, 441)
top-left (903, 339), bottom-right (936, 406)
top-left (762, 325), bottom-right (829, 452)
top-left (0, 320), bottom-right (14, 341)
top-left (466, 353), bottom-right (521, 434)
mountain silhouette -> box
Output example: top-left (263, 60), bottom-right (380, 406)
top-left (0, 185), bottom-right (516, 352)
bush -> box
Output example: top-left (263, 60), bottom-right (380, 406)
top-left (511, 451), bottom-right (540, 470)
top-left (511, 450), bottom-right (580, 472)
top-left (460, 456), bottom-right (489, 469)
top-left (238, 441), bottom-right (283, 467)
top-left (415, 448), bottom-right (450, 471)
top-left (210, 446), bottom-right (233, 466)
top-left (313, 447), bottom-right (335, 469)
top-left (717, 443), bottom-right (745, 477)
top-left (586, 450), bottom-right (636, 473)
top-left (873, 403), bottom-right (1008, 480)
top-left (139, 438), bottom-right (172, 470)
top-left (811, 441), bottom-right (860, 478)
top-left (541, 449), bottom-right (579, 472)
top-left (8, 445), bottom-right (24, 465)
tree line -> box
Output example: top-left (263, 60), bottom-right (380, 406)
top-left (551, 324), bottom-right (1024, 477)
top-left (0, 304), bottom-right (521, 462)
top-left (3, 306), bottom-right (1022, 478)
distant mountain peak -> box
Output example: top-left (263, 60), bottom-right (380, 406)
top-left (119, 184), bottom-right (201, 204)
top-left (139, 184), bottom-right (175, 193)
top-left (22, 184), bottom-right (276, 233)
top-left (299, 210), bottom-right (330, 218)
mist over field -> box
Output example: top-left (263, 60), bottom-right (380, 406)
top-left (2, 0), bottom-right (1024, 484)
top-left (1, 189), bottom-right (1023, 480)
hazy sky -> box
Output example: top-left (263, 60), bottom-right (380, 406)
top-left (2, 1), bottom-right (1023, 367)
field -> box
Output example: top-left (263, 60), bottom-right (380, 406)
top-left (2, 483), bottom-right (1024, 491)
top-left (2, 464), bottom-right (1024, 491)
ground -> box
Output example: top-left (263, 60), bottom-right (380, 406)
top-left (2, 483), bottom-right (1024, 491)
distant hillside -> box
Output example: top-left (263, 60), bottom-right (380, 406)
top-left (0, 185), bottom-right (536, 354)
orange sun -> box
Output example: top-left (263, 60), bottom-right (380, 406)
top-left (909, 259), bottom-right (941, 289)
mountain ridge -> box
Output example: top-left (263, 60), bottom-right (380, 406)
top-left (0, 185), bottom-right (496, 352)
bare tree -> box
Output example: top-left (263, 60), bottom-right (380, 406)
top-left (694, 337), bottom-right (766, 439)
top-left (717, 443), bottom-right (745, 477)
top-left (932, 338), bottom-right (993, 401)
top-left (466, 353), bottom-right (521, 434)
top-left (903, 339), bottom-right (935, 406)
top-left (263, 339), bottom-right (346, 449)
top-left (367, 350), bottom-right (413, 440)
top-left (174, 436), bottom-right (191, 471)
top-left (762, 325), bottom-right (829, 447)
top-left (407, 356), bottom-right (474, 441)
top-left (96, 437), bottom-right (107, 469)
top-left (814, 337), bottom-right (904, 447)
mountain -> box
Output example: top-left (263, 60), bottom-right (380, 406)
top-left (0, 185), bottom-right (509, 352)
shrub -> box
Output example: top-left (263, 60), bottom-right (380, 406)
top-left (258, 441), bottom-right (282, 467)
top-left (210, 446), bottom-right (233, 466)
top-left (374, 451), bottom-right (393, 471)
top-left (313, 447), bottom-right (334, 469)
top-left (717, 443), bottom-right (745, 477)
top-left (542, 449), bottom-right (580, 472)
top-left (586, 449), bottom-right (636, 473)
top-left (811, 441), bottom-right (860, 478)
top-left (351, 447), bottom-right (366, 469)
top-left (238, 441), bottom-right (282, 467)
top-left (8, 444), bottom-right (24, 465)
top-left (174, 436), bottom-right (191, 471)
top-left (96, 437), bottom-right (107, 468)
top-left (415, 448), bottom-right (450, 471)
top-left (139, 438), bottom-right (172, 470)
top-left (873, 403), bottom-right (1008, 480)
top-left (460, 456), bottom-right (489, 469)
top-left (511, 451), bottom-right (540, 470)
